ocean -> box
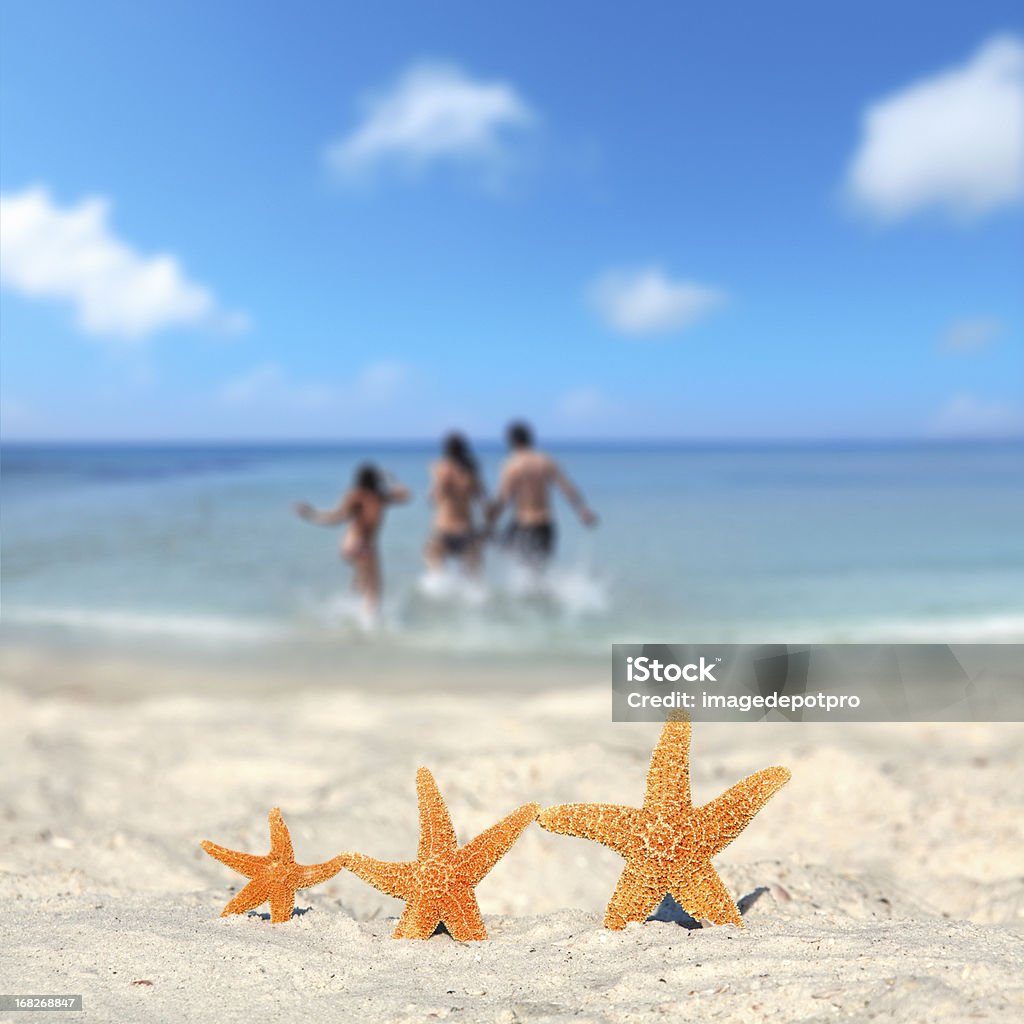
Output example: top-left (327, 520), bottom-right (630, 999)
top-left (2, 441), bottom-right (1023, 670)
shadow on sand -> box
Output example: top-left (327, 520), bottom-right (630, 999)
top-left (646, 886), bottom-right (770, 928)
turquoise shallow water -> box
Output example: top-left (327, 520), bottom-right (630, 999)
top-left (2, 441), bottom-right (1023, 665)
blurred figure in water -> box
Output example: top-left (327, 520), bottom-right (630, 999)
top-left (294, 463), bottom-right (411, 620)
top-left (488, 421), bottom-right (597, 567)
top-left (425, 432), bottom-right (488, 575)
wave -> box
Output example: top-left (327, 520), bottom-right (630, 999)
top-left (1, 605), bottom-right (292, 644)
top-left (4, 600), bottom-right (1021, 656)
top-left (733, 614), bottom-right (1024, 645)
top-left (842, 614), bottom-right (1024, 644)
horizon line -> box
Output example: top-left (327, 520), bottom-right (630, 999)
top-left (2, 435), bottom-right (1022, 448)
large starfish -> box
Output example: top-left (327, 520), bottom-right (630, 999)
top-left (538, 719), bottom-right (791, 929)
top-left (201, 807), bottom-right (345, 923)
top-left (341, 767), bottom-right (539, 940)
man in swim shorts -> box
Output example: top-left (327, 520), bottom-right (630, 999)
top-left (488, 421), bottom-right (597, 566)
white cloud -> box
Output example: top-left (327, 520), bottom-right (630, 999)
top-left (325, 61), bottom-right (534, 183)
top-left (0, 396), bottom-right (39, 434)
top-left (844, 36), bottom-right (1024, 222)
top-left (0, 186), bottom-right (247, 341)
top-left (932, 393), bottom-right (1024, 437)
top-left (556, 386), bottom-right (621, 423)
top-left (353, 359), bottom-right (414, 402)
top-left (941, 316), bottom-right (1003, 353)
top-left (220, 360), bottom-right (415, 412)
top-left (220, 363), bottom-right (331, 410)
top-left (588, 267), bottom-right (726, 336)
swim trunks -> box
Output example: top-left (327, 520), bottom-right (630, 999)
top-left (503, 522), bottom-right (556, 562)
top-left (439, 531), bottom-right (475, 556)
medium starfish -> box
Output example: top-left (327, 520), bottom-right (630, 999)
top-left (341, 767), bottom-right (539, 940)
top-left (201, 807), bottom-right (345, 923)
top-left (538, 719), bottom-right (791, 929)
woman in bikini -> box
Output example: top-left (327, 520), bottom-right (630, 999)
top-left (294, 463), bottom-right (411, 619)
top-left (424, 433), bottom-right (487, 575)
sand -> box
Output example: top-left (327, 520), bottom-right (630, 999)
top-left (1, 647), bottom-right (1022, 1023)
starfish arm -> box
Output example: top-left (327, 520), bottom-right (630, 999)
top-left (441, 888), bottom-right (488, 942)
top-left (416, 767), bottom-right (458, 860)
top-left (341, 852), bottom-right (416, 899)
top-left (603, 861), bottom-right (668, 930)
top-left (698, 766), bottom-right (792, 855)
top-left (268, 807), bottom-right (295, 862)
top-left (220, 878), bottom-right (270, 917)
top-left (268, 886), bottom-right (296, 924)
top-left (670, 861), bottom-right (743, 927)
top-left (393, 899), bottom-right (443, 940)
top-left (458, 802), bottom-right (540, 884)
top-left (200, 840), bottom-right (267, 878)
top-left (642, 718), bottom-right (693, 814)
top-left (293, 855), bottom-right (347, 889)
top-left (537, 803), bottom-right (640, 856)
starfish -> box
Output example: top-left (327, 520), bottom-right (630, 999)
top-left (201, 807), bottom-right (345, 923)
top-left (341, 767), bottom-right (539, 940)
top-left (538, 719), bottom-right (790, 929)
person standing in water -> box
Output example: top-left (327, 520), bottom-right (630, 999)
top-left (425, 432), bottom-right (487, 574)
top-left (294, 463), bottom-right (411, 619)
top-left (488, 421), bottom-right (597, 566)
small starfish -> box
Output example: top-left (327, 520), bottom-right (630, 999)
top-left (341, 767), bottom-right (539, 940)
top-left (538, 719), bottom-right (791, 929)
top-left (201, 807), bottom-right (345, 923)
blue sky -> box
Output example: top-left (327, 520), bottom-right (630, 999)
top-left (1, 0), bottom-right (1021, 441)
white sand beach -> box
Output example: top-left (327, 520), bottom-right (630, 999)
top-left (2, 648), bottom-right (1023, 1023)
